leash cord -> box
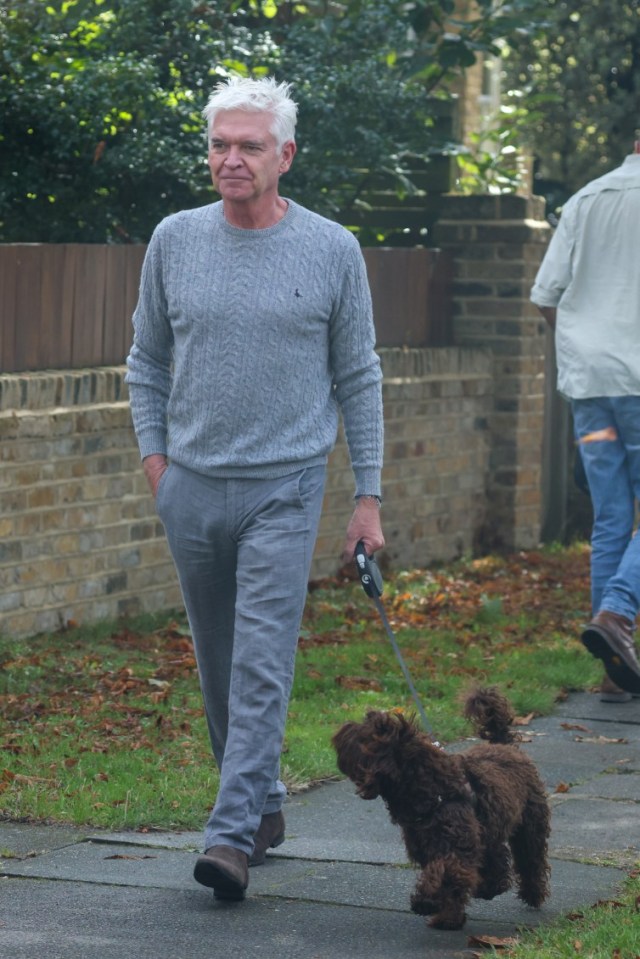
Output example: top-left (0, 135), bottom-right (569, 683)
top-left (354, 541), bottom-right (440, 744)
top-left (371, 594), bottom-right (438, 741)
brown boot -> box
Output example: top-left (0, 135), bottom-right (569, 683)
top-left (249, 810), bottom-right (286, 866)
top-left (599, 672), bottom-right (632, 703)
top-left (193, 845), bottom-right (249, 900)
top-left (582, 611), bottom-right (640, 694)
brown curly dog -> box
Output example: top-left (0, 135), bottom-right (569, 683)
top-left (332, 687), bottom-right (550, 930)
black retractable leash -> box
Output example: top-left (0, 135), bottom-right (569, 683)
top-left (354, 541), bottom-right (440, 745)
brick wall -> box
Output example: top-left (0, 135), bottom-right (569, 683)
top-left (0, 349), bottom-right (493, 638)
top-left (0, 194), bottom-right (552, 639)
top-left (432, 194), bottom-right (551, 550)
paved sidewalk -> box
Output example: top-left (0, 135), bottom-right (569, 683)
top-left (1, 692), bottom-right (639, 959)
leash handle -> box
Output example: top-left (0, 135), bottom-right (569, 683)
top-left (354, 540), bottom-right (384, 598)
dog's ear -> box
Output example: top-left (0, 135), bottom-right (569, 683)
top-left (361, 711), bottom-right (415, 794)
top-left (331, 720), bottom-right (368, 781)
top-left (332, 713), bottom-right (399, 799)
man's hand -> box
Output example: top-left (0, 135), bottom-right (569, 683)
top-left (143, 454), bottom-right (168, 497)
top-left (536, 305), bottom-right (557, 330)
top-left (342, 497), bottom-right (385, 565)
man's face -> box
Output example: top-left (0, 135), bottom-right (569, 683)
top-left (207, 109), bottom-right (295, 206)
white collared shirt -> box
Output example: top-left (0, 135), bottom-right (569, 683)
top-left (531, 154), bottom-right (640, 398)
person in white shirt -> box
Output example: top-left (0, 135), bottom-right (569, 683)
top-left (531, 147), bottom-right (640, 702)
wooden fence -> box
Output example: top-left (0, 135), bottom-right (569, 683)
top-left (0, 244), bottom-right (453, 373)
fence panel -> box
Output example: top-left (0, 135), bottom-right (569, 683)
top-left (363, 247), bottom-right (453, 348)
top-left (0, 244), bottom-right (452, 372)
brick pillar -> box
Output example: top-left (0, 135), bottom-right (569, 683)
top-left (432, 195), bottom-right (551, 550)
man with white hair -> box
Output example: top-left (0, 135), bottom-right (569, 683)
top-left (126, 76), bottom-right (384, 900)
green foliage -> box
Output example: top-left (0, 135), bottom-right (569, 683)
top-left (0, 0), bottom-right (241, 241)
top-left (0, 0), bottom-right (540, 242)
top-left (502, 0), bottom-right (640, 211)
top-left (455, 104), bottom-right (531, 194)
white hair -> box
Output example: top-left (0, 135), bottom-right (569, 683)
top-left (202, 76), bottom-right (298, 150)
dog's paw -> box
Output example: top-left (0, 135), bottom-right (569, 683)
top-left (410, 894), bottom-right (438, 916)
top-left (517, 886), bottom-right (549, 909)
top-left (475, 877), bottom-right (511, 900)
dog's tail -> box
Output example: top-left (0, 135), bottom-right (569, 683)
top-left (463, 686), bottom-right (518, 744)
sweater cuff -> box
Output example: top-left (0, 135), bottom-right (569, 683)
top-left (136, 429), bottom-right (168, 462)
top-left (354, 468), bottom-right (382, 501)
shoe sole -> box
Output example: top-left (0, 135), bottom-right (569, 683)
top-left (248, 831), bottom-right (285, 867)
top-left (582, 627), bottom-right (640, 694)
top-left (193, 857), bottom-right (247, 900)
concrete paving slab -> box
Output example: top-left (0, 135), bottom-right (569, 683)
top-left (88, 829), bottom-right (203, 851)
top-left (524, 716), bottom-right (640, 748)
top-left (1, 829), bottom-right (625, 917)
top-left (1, 841), bottom-right (413, 903)
top-left (569, 771), bottom-right (640, 800)
top-left (523, 735), bottom-right (640, 771)
top-left (2, 840), bottom-right (196, 889)
top-left (549, 798), bottom-right (640, 858)
top-left (1, 691), bottom-right (638, 959)
top-left (514, 717), bottom-right (640, 794)
top-left (0, 855), bottom-right (627, 959)
top-left (94, 781), bottom-right (408, 865)
top-left (260, 780), bottom-right (408, 865)
top-left (0, 821), bottom-right (90, 858)
top-left (0, 878), bottom-right (478, 959)
top-left (1, 875), bottom-right (547, 959)
top-left (552, 692), bottom-right (640, 724)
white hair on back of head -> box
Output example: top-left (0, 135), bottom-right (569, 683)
top-left (202, 76), bottom-right (298, 150)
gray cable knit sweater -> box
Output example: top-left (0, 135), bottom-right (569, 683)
top-left (125, 199), bottom-right (383, 497)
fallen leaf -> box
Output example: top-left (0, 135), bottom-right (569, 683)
top-left (512, 712), bottom-right (535, 726)
top-left (467, 934), bottom-right (519, 949)
top-left (335, 675), bottom-right (383, 691)
top-left (561, 722), bottom-right (590, 732)
top-left (591, 898), bottom-right (624, 910)
top-left (554, 782), bottom-right (571, 793)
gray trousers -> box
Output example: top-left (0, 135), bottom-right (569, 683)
top-left (156, 462), bottom-right (326, 855)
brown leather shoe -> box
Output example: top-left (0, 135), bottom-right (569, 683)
top-left (582, 611), bottom-right (640, 694)
top-left (193, 845), bottom-right (249, 900)
top-left (249, 810), bottom-right (285, 867)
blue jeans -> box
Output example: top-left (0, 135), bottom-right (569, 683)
top-left (572, 397), bottom-right (640, 619)
top-left (156, 463), bottom-right (326, 855)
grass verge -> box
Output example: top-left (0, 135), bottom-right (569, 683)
top-left (496, 871), bottom-right (640, 959)
top-left (1, 542), bottom-right (600, 832)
